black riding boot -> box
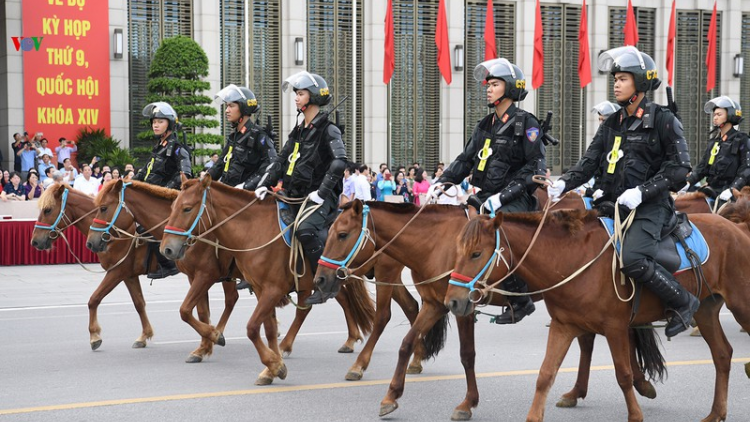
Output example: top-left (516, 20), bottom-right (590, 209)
top-left (147, 242), bottom-right (179, 279)
top-left (494, 276), bottom-right (536, 324)
top-left (623, 259), bottom-right (700, 338)
top-left (298, 229), bottom-right (338, 305)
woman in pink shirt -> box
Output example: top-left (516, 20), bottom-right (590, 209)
top-left (411, 168), bottom-right (431, 206)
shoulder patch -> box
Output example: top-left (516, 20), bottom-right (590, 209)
top-left (526, 127), bottom-right (539, 142)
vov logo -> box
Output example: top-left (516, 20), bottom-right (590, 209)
top-left (12, 37), bottom-right (44, 52)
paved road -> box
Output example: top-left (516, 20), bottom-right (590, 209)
top-left (0, 264), bottom-right (748, 421)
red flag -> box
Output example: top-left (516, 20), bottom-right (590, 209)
top-left (578, 0), bottom-right (591, 88)
top-left (624, 0), bottom-right (639, 46)
top-left (484, 0), bottom-right (497, 61)
top-left (383, 0), bottom-right (395, 84)
top-left (532, 0), bottom-right (544, 89)
top-left (435, 0), bottom-right (452, 84)
top-left (706, 0), bottom-right (718, 92)
top-left (666, 0), bottom-right (676, 86)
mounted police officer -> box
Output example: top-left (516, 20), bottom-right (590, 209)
top-left (254, 71), bottom-right (347, 305)
top-left (134, 101), bottom-right (192, 279)
top-left (548, 46), bottom-right (699, 338)
top-left (682, 96), bottom-right (750, 203)
top-left (428, 58), bottom-right (546, 324)
top-left (210, 84), bottom-right (277, 189)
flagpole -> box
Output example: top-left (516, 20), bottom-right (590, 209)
top-left (352, 0), bottom-right (357, 162)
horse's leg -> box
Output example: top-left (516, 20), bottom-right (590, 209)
top-left (380, 301), bottom-right (447, 417)
top-left (278, 291), bottom-right (312, 357)
top-left (556, 333), bottom-right (594, 408)
top-left (121, 275), bottom-right (154, 349)
top-left (694, 298), bottom-right (731, 422)
top-left (256, 309), bottom-right (284, 385)
top-left (247, 290), bottom-right (287, 386)
top-left (451, 314), bottom-right (478, 421)
top-left (602, 328), bottom-right (643, 422)
top-left (335, 286), bottom-right (364, 353)
top-left (179, 275), bottom-right (224, 363)
top-left (347, 283), bottom-right (394, 381)
top-left (390, 285), bottom-right (426, 374)
top-left (526, 320), bottom-right (577, 422)
top-left (214, 278), bottom-right (240, 339)
top-left (87, 270), bottom-right (127, 350)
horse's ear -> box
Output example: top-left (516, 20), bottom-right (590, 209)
top-left (733, 188), bottom-right (741, 199)
top-left (201, 173), bottom-right (212, 189)
top-left (352, 199), bottom-right (363, 215)
top-left (180, 173), bottom-right (188, 184)
top-left (492, 212), bottom-right (504, 230)
top-left (113, 179), bottom-right (123, 192)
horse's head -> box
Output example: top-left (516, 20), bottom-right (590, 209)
top-left (31, 183), bottom-right (70, 250)
top-left (161, 174), bottom-right (210, 260)
top-left (87, 179), bottom-right (135, 252)
top-left (444, 214), bottom-right (506, 317)
top-left (314, 199), bottom-right (377, 296)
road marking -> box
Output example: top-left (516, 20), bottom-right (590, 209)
top-left (0, 297), bottom-right (258, 312)
top-left (2, 357), bottom-right (748, 416)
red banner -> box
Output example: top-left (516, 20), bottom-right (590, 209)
top-left (22, 0), bottom-right (111, 161)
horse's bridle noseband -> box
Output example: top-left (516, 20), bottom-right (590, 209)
top-left (318, 204), bottom-right (374, 279)
top-left (89, 182), bottom-right (132, 242)
top-left (163, 187), bottom-right (209, 246)
top-left (34, 187), bottom-right (70, 239)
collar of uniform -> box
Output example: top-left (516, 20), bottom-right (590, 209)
top-left (494, 104), bottom-right (517, 125)
top-left (721, 127), bottom-right (738, 141)
top-left (619, 96), bottom-right (650, 123)
top-left (237, 117), bottom-right (254, 134)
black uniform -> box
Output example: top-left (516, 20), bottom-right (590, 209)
top-left (259, 111), bottom-right (347, 273)
top-left (208, 119), bottom-right (277, 189)
top-left (133, 133), bottom-right (192, 189)
top-left (687, 127), bottom-right (750, 193)
top-left (439, 105), bottom-right (546, 212)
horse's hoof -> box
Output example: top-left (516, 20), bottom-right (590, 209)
top-left (406, 364), bottom-right (423, 375)
top-left (282, 350), bottom-right (292, 358)
top-left (745, 362), bottom-right (750, 379)
top-left (216, 333), bottom-right (226, 347)
top-left (338, 345), bottom-right (354, 353)
top-left (132, 340), bottom-right (147, 349)
top-left (254, 376), bottom-right (273, 386)
top-left (635, 381), bottom-right (657, 399)
top-left (690, 327), bottom-right (702, 337)
top-left (185, 354), bottom-right (203, 364)
top-left (555, 396), bottom-right (578, 408)
top-left (345, 370), bottom-right (363, 381)
top-left (276, 363), bottom-right (288, 380)
top-left (90, 339), bottom-right (102, 351)
top-left (451, 409), bottom-right (472, 421)
top-left (379, 402), bottom-right (398, 417)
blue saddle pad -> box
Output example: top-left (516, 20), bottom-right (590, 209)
top-left (599, 217), bottom-right (710, 273)
top-left (277, 201), bottom-right (293, 247)
top-left (583, 196), bottom-right (594, 210)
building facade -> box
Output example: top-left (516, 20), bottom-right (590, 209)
top-left (2, 0), bottom-right (749, 174)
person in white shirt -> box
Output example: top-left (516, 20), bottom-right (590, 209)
top-left (73, 164), bottom-right (100, 196)
top-left (36, 138), bottom-right (54, 166)
top-left (341, 162), bottom-right (356, 202)
top-left (60, 158), bottom-right (78, 185)
top-left (55, 137), bottom-right (77, 169)
top-left (353, 164), bottom-right (372, 201)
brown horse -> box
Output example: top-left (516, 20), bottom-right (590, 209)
top-left (446, 210), bottom-right (750, 422)
top-left (158, 176), bottom-right (375, 385)
top-left (674, 191), bottom-right (713, 213)
top-left (31, 183), bottom-right (157, 351)
top-left (314, 200), bottom-right (657, 421)
top-left (83, 180), bottom-right (239, 362)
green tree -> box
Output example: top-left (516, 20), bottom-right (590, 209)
top-left (75, 127), bottom-right (137, 170)
top-left (137, 36), bottom-right (223, 173)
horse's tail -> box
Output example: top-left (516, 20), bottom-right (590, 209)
top-left (633, 326), bottom-right (667, 383)
top-left (422, 313), bottom-right (449, 361)
top-left (340, 279), bottom-right (375, 336)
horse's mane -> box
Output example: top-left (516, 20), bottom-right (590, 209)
top-left (677, 191), bottom-right (707, 201)
top-left (340, 200), bottom-right (467, 214)
top-left (457, 209), bottom-right (600, 256)
top-left (37, 182), bottom-right (85, 210)
top-left (96, 180), bottom-right (178, 206)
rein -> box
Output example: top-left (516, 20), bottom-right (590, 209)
top-left (89, 182), bottom-right (132, 242)
top-left (34, 187), bottom-right (98, 238)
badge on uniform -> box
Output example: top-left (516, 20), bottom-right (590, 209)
top-left (636, 108), bottom-right (644, 119)
top-left (526, 127), bottom-right (539, 142)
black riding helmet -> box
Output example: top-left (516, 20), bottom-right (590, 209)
top-left (473, 58), bottom-right (528, 106)
top-left (142, 102), bottom-right (179, 132)
top-left (215, 84), bottom-right (259, 117)
top-left (283, 71), bottom-right (331, 110)
top-left (598, 46), bottom-right (661, 105)
top-left (704, 95), bottom-right (743, 126)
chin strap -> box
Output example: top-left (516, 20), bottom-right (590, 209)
top-left (617, 93), bottom-right (640, 108)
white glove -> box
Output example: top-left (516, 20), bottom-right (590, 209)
top-left (426, 182), bottom-right (444, 201)
top-left (482, 193), bottom-right (502, 213)
top-left (547, 180), bottom-right (566, 202)
top-left (617, 187), bottom-right (643, 210)
top-left (254, 186), bottom-right (269, 200)
top-left (719, 188), bottom-right (733, 201)
top-left (308, 190), bottom-right (324, 205)
top-left (678, 182), bottom-right (690, 194)
top-left (592, 189), bottom-right (604, 201)
top-left (234, 182), bottom-right (244, 189)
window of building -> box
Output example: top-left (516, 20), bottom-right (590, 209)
top-left (464, 1), bottom-right (516, 143)
top-left (536, 3), bottom-right (586, 174)
top-left (388, 0), bottom-right (441, 171)
top-left (308, 0), bottom-right (364, 163)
